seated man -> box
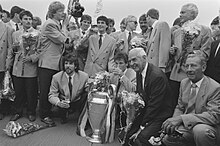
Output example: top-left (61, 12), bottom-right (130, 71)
top-left (162, 50), bottom-right (220, 146)
top-left (48, 53), bottom-right (89, 124)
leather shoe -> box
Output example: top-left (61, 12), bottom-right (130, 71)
top-left (0, 113), bottom-right (4, 120)
top-left (10, 114), bottom-right (21, 121)
top-left (41, 117), bottom-right (56, 127)
top-left (28, 115), bottom-right (36, 122)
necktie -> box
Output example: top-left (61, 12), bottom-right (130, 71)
top-left (82, 31), bottom-right (85, 35)
top-left (185, 83), bottom-right (197, 114)
top-left (127, 32), bottom-right (132, 45)
top-left (68, 76), bottom-right (72, 97)
top-left (15, 23), bottom-right (19, 31)
top-left (99, 34), bottom-right (103, 49)
top-left (137, 73), bottom-right (143, 94)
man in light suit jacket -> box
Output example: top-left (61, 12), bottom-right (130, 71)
top-left (48, 53), bottom-right (88, 124)
top-left (145, 8), bottom-right (171, 72)
top-left (0, 5), bottom-right (14, 120)
top-left (169, 3), bottom-right (212, 107)
top-left (68, 14), bottom-right (92, 71)
top-left (111, 15), bottom-right (141, 54)
top-left (205, 39), bottom-right (220, 83)
top-left (38, 1), bottom-right (69, 125)
top-left (123, 48), bottom-right (174, 146)
top-left (84, 15), bottom-right (116, 77)
top-left (162, 50), bottom-right (220, 146)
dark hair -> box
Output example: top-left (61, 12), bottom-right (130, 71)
top-left (211, 16), bottom-right (219, 26)
top-left (2, 10), bottom-right (10, 18)
top-left (97, 15), bottom-right (109, 26)
top-left (0, 4), bottom-right (2, 12)
top-left (80, 14), bottom-right (92, 23)
top-left (139, 14), bottom-right (146, 22)
top-left (146, 8), bottom-right (159, 20)
top-left (19, 10), bottom-right (33, 20)
top-left (173, 17), bottom-right (182, 26)
top-left (10, 6), bottom-right (24, 19)
top-left (108, 18), bottom-right (115, 26)
top-left (114, 52), bottom-right (128, 64)
top-left (63, 53), bottom-right (79, 72)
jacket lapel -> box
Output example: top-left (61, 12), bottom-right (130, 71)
top-left (0, 21), bottom-right (7, 40)
top-left (195, 76), bottom-right (207, 112)
top-left (61, 73), bottom-right (71, 99)
top-left (94, 35), bottom-right (110, 60)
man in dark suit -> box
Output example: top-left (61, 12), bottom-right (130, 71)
top-left (123, 47), bottom-right (174, 146)
top-left (205, 39), bottom-right (220, 83)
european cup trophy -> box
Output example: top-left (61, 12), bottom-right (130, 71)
top-left (87, 84), bottom-right (116, 143)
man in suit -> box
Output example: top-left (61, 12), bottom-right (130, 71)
top-left (145, 8), bottom-right (171, 72)
top-left (38, 1), bottom-right (69, 125)
top-left (162, 50), bottom-right (220, 146)
top-left (7, 10), bottom-right (39, 122)
top-left (111, 15), bottom-right (141, 54)
top-left (48, 53), bottom-right (88, 124)
top-left (205, 39), bottom-right (220, 83)
top-left (169, 3), bottom-right (212, 107)
top-left (84, 15), bottom-right (116, 77)
top-left (123, 48), bottom-right (174, 146)
top-left (7, 6), bottom-right (24, 31)
top-left (68, 14), bottom-right (92, 71)
top-left (210, 16), bottom-right (220, 41)
top-left (0, 5), bottom-right (13, 120)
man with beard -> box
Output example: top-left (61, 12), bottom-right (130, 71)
top-left (122, 47), bottom-right (174, 146)
top-left (48, 53), bottom-right (88, 124)
top-left (84, 15), bottom-right (116, 77)
top-left (139, 14), bottom-right (150, 39)
top-left (162, 50), bottom-right (220, 146)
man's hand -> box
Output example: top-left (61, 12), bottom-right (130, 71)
top-left (161, 116), bottom-right (183, 134)
top-left (170, 46), bottom-right (178, 55)
top-left (129, 128), bottom-right (142, 142)
top-left (111, 67), bottom-right (124, 77)
top-left (57, 100), bottom-right (70, 109)
top-left (23, 56), bottom-right (32, 63)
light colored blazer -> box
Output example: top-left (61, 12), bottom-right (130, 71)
top-left (173, 76), bottom-right (220, 131)
top-left (170, 25), bottom-right (212, 82)
top-left (110, 68), bottom-right (136, 93)
top-left (111, 30), bottom-right (141, 54)
top-left (147, 21), bottom-right (171, 69)
top-left (7, 27), bottom-right (39, 77)
top-left (84, 34), bottom-right (116, 77)
top-left (48, 70), bottom-right (89, 105)
top-left (38, 18), bottom-right (67, 71)
top-left (0, 21), bottom-right (13, 72)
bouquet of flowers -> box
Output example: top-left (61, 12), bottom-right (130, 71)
top-left (3, 121), bottom-right (49, 138)
top-left (130, 36), bottom-right (148, 50)
top-left (118, 90), bottom-right (145, 144)
top-left (177, 22), bottom-right (201, 72)
top-left (22, 31), bottom-right (39, 52)
top-left (0, 71), bottom-right (15, 102)
top-left (86, 71), bottom-right (111, 93)
top-left (67, 0), bottom-right (85, 18)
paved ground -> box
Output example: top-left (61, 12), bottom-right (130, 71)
top-left (0, 114), bottom-right (120, 146)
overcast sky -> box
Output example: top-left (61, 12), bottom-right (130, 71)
top-left (1, 0), bottom-right (220, 31)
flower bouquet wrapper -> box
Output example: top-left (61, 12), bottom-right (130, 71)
top-left (117, 90), bottom-right (145, 144)
top-left (3, 121), bottom-right (49, 138)
top-left (22, 31), bottom-right (39, 52)
top-left (0, 71), bottom-right (15, 101)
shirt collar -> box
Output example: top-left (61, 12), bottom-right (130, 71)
top-left (65, 72), bottom-right (75, 79)
top-left (152, 20), bottom-right (158, 29)
top-left (141, 62), bottom-right (148, 79)
top-left (190, 77), bottom-right (204, 89)
top-left (98, 32), bottom-right (106, 38)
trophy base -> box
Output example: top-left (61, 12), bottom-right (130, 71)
top-left (87, 135), bottom-right (102, 144)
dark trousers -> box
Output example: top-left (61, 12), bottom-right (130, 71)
top-left (123, 119), bottom-right (165, 146)
top-left (0, 72), bottom-right (12, 114)
top-left (53, 92), bottom-right (87, 118)
top-left (169, 80), bottom-right (180, 108)
top-left (12, 76), bottom-right (38, 115)
top-left (38, 67), bottom-right (58, 118)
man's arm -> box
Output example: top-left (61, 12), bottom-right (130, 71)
top-left (48, 75), bottom-right (61, 106)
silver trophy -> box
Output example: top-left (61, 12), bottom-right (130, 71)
top-left (87, 84), bottom-right (116, 143)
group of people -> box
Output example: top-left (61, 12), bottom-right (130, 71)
top-left (0, 1), bottom-right (220, 146)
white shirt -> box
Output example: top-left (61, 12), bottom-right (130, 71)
top-left (8, 20), bottom-right (21, 31)
top-left (190, 77), bottom-right (204, 95)
top-left (141, 62), bottom-right (149, 88)
top-left (65, 72), bottom-right (75, 85)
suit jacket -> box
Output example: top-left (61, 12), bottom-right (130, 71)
top-left (38, 18), bottom-right (67, 71)
top-left (135, 63), bottom-right (174, 127)
top-left (84, 34), bottom-right (116, 77)
top-left (111, 30), bottom-right (141, 54)
top-left (48, 70), bottom-right (89, 105)
top-left (173, 76), bottom-right (220, 131)
top-left (170, 24), bottom-right (212, 82)
top-left (110, 68), bottom-right (136, 93)
top-left (0, 20), bottom-right (13, 72)
top-left (7, 27), bottom-right (39, 77)
top-left (205, 40), bottom-right (220, 83)
top-left (147, 21), bottom-right (171, 69)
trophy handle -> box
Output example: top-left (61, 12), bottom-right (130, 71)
top-left (108, 84), bottom-right (116, 99)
